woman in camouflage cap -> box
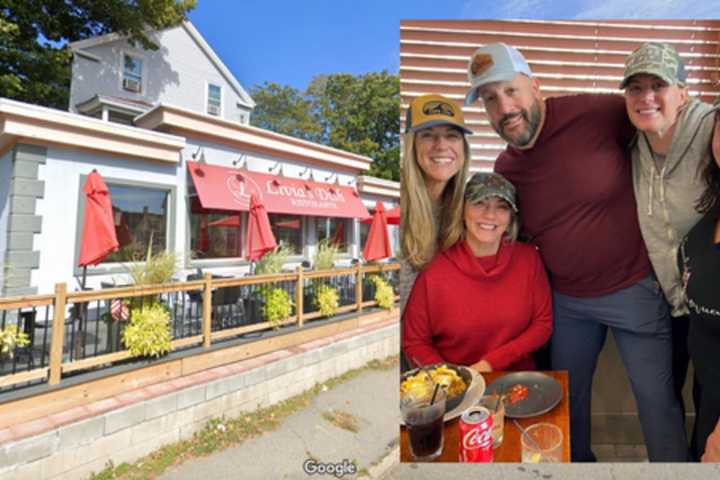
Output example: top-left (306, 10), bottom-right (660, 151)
top-left (402, 172), bottom-right (552, 373)
top-left (622, 41), bottom-right (720, 461)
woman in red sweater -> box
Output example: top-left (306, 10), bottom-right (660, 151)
top-left (402, 172), bottom-right (553, 372)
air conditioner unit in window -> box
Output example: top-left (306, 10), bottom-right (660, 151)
top-left (208, 104), bottom-right (220, 116)
top-left (122, 78), bottom-right (141, 92)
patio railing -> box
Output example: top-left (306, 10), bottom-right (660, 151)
top-left (0, 262), bottom-right (399, 393)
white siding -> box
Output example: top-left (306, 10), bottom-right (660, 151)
top-left (70, 25), bottom-right (252, 123)
top-left (33, 148), bottom-right (180, 294)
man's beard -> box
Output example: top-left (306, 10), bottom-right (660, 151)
top-left (492, 100), bottom-right (542, 147)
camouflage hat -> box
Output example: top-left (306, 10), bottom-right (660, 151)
top-left (464, 172), bottom-right (517, 212)
top-left (620, 42), bottom-right (687, 89)
top-left (405, 94), bottom-right (473, 135)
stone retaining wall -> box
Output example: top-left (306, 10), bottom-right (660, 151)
top-left (0, 317), bottom-right (399, 480)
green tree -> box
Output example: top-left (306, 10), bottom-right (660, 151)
top-left (0, 0), bottom-right (196, 109)
top-left (308, 72), bottom-right (400, 181)
top-left (250, 72), bottom-right (400, 181)
top-left (249, 81), bottom-right (322, 142)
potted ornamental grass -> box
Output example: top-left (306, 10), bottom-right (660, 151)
top-left (255, 245), bottom-right (295, 329)
top-left (312, 240), bottom-right (340, 317)
top-left (120, 237), bottom-right (177, 357)
top-left (0, 324), bottom-right (30, 359)
top-left (367, 274), bottom-right (394, 310)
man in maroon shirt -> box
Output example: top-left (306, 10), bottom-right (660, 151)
top-left (464, 43), bottom-right (687, 462)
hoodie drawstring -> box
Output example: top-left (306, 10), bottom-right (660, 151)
top-left (647, 168), bottom-right (654, 217)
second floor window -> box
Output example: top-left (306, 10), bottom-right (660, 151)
top-left (207, 84), bottom-right (222, 116)
top-left (122, 54), bottom-right (143, 93)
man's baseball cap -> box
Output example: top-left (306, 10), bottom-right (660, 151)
top-left (620, 42), bottom-right (687, 89)
top-left (405, 94), bottom-right (473, 135)
top-left (464, 43), bottom-right (533, 106)
top-left (464, 172), bottom-right (518, 212)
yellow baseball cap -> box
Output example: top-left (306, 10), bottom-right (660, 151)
top-left (405, 94), bottom-right (473, 135)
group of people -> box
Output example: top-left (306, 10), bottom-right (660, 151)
top-left (400, 41), bottom-right (720, 463)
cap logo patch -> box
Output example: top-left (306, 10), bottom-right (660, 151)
top-left (470, 53), bottom-right (494, 77)
top-left (423, 101), bottom-right (455, 117)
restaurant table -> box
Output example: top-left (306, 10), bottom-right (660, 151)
top-left (400, 370), bottom-right (570, 463)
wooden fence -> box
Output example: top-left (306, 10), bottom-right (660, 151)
top-left (0, 263), bottom-right (399, 392)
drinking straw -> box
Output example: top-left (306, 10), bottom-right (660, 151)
top-left (430, 383), bottom-right (441, 405)
top-left (513, 419), bottom-right (556, 463)
top-left (411, 357), bottom-right (435, 385)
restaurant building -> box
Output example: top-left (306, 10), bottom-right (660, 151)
top-left (0, 21), bottom-right (399, 297)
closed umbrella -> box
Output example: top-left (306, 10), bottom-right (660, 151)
top-left (76, 170), bottom-right (119, 357)
top-left (361, 205), bottom-right (399, 225)
top-left (247, 194), bottom-right (277, 261)
top-left (78, 170), bottom-right (119, 287)
top-left (363, 201), bottom-right (392, 261)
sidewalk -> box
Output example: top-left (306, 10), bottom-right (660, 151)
top-left (158, 360), bottom-right (400, 480)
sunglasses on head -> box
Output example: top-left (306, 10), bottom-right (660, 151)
top-left (422, 101), bottom-right (455, 117)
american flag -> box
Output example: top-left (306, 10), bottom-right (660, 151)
top-left (110, 299), bottom-right (129, 321)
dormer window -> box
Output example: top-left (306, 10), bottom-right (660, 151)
top-left (207, 83), bottom-right (222, 116)
top-left (122, 54), bottom-right (143, 93)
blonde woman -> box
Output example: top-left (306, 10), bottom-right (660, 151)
top-left (399, 94), bottom-right (471, 370)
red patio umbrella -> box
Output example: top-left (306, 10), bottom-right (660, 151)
top-left (79, 170), bottom-right (119, 287)
top-left (246, 194), bottom-right (277, 261)
top-left (363, 201), bottom-right (392, 262)
top-left (361, 205), bottom-right (399, 225)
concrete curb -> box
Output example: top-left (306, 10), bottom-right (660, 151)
top-left (359, 445), bottom-right (399, 480)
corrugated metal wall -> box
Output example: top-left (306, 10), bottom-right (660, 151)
top-left (400, 19), bottom-right (720, 172)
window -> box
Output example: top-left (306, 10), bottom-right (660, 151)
top-left (270, 214), bottom-right (303, 254)
top-left (189, 212), bottom-right (244, 260)
top-left (122, 54), bottom-right (143, 93)
top-left (316, 217), bottom-right (350, 253)
top-left (207, 83), bottom-right (222, 116)
top-left (103, 183), bottom-right (170, 263)
top-left (108, 110), bottom-right (134, 125)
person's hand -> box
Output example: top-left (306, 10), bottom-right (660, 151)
top-left (712, 110), bottom-right (720, 168)
top-left (471, 359), bottom-right (493, 372)
top-left (702, 418), bottom-right (720, 462)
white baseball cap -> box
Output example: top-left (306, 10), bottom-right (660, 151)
top-left (464, 43), bottom-right (533, 106)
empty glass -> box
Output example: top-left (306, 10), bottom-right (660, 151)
top-left (520, 422), bottom-right (562, 463)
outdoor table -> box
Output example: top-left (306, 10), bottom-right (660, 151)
top-left (400, 370), bottom-right (570, 463)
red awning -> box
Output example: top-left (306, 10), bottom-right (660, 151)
top-left (187, 161), bottom-right (369, 219)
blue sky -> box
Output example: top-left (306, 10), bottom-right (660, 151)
top-left (188, 1), bottom-right (720, 93)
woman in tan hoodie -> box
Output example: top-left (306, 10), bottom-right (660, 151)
top-left (622, 41), bottom-right (720, 461)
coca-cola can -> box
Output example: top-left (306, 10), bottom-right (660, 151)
top-left (458, 406), bottom-right (494, 462)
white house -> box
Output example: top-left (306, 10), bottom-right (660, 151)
top-left (0, 21), bottom-right (399, 297)
top-left (69, 22), bottom-right (255, 125)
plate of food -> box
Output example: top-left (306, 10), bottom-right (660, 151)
top-left (400, 363), bottom-right (485, 423)
top-left (486, 372), bottom-right (562, 418)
